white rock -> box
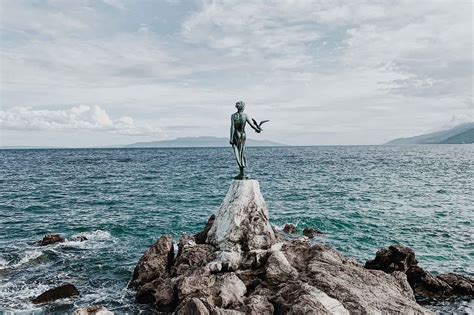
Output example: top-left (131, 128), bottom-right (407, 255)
top-left (266, 250), bottom-right (298, 285)
top-left (217, 273), bottom-right (247, 308)
top-left (206, 180), bottom-right (276, 252)
top-left (299, 283), bottom-right (350, 315)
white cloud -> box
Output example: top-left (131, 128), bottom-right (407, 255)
top-left (0, 0), bottom-right (472, 145)
top-left (0, 105), bottom-right (164, 137)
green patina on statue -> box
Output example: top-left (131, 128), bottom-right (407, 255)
top-left (230, 101), bottom-right (269, 180)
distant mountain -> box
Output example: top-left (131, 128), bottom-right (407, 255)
top-left (126, 136), bottom-right (287, 148)
top-left (386, 122), bottom-right (474, 145)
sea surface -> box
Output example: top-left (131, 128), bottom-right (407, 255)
top-left (0, 145), bottom-right (473, 314)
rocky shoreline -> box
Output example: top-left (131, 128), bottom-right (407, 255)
top-left (127, 180), bottom-right (473, 314)
top-left (28, 180), bottom-right (473, 313)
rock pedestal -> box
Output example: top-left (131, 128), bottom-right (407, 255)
top-left (206, 180), bottom-right (276, 252)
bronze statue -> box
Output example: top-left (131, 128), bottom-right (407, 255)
top-left (230, 101), bottom-right (269, 180)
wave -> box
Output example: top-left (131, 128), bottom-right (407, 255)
top-left (76, 230), bottom-right (111, 241)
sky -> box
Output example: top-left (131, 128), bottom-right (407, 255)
top-left (0, 0), bottom-right (473, 147)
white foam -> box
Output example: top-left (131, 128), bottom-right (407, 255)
top-left (0, 250), bottom-right (44, 271)
top-left (78, 230), bottom-right (112, 241)
top-left (0, 257), bottom-right (8, 267)
top-left (0, 281), bottom-right (49, 312)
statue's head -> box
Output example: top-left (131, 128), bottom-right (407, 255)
top-left (235, 101), bottom-right (245, 111)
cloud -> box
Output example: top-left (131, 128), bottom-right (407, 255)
top-left (0, 105), bottom-right (163, 137)
top-left (0, 0), bottom-right (472, 145)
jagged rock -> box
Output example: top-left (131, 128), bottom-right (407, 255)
top-left (406, 266), bottom-right (452, 298)
top-left (206, 180), bottom-right (276, 252)
top-left (282, 240), bottom-right (429, 314)
top-left (172, 237), bottom-right (216, 276)
top-left (365, 245), bottom-right (418, 273)
top-left (195, 215), bottom-right (215, 244)
top-left (265, 250), bottom-right (298, 285)
top-left (32, 283), bottom-right (79, 304)
top-left (240, 249), bottom-right (269, 270)
top-left (405, 266), bottom-right (474, 299)
top-left (177, 268), bottom-right (215, 301)
top-left (136, 277), bottom-right (176, 309)
top-left (244, 295), bottom-right (273, 315)
top-left (272, 281), bottom-right (349, 314)
top-left (212, 308), bottom-right (244, 314)
top-left (366, 245), bottom-right (474, 300)
top-left (303, 227), bottom-right (322, 238)
top-left (72, 306), bottom-right (112, 315)
top-left (283, 223), bottom-right (296, 234)
top-left (129, 180), bottom-right (435, 314)
top-left (216, 273), bottom-right (246, 308)
top-left (38, 234), bottom-right (65, 246)
top-left (176, 298), bottom-right (210, 315)
top-left (437, 273), bottom-right (474, 296)
top-left (129, 235), bottom-right (174, 289)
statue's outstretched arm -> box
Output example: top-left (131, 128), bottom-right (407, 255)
top-left (246, 116), bottom-right (261, 133)
top-left (230, 116), bottom-right (235, 144)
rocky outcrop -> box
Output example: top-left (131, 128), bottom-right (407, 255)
top-left (206, 180), bottom-right (276, 252)
top-left (130, 180), bottom-right (432, 314)
top-left (365, 245), bottom-right (474, 300)
top-left (32, 283), bottom-right (79, 304)
top-left (129, 235), bottom-right (174, 290)
top-left (38, 234), bottom-right (65, 246)
top-left (283, 224), bottom-right (296, 234)
top-left (365, 245), bottom-right (418, 273)
top-left (303, 227), bottom-right (322, 238)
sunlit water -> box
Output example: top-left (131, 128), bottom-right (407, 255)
top-left (0, 146), bottom-right (473, 314)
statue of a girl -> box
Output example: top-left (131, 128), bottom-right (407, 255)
top-left (229, 101), bottom-right (267, 180)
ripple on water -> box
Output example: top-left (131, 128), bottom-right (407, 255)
top-left (0, 145), bottom-right (473, 313)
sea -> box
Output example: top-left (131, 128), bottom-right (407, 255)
top-left (0, 145), bottom-right (473, 314)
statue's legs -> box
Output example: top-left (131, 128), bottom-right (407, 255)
top-left (232, 132), bottom-right (248, 180)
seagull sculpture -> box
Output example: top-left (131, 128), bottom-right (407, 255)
top-left (252, 119), bottom-right (270, 131)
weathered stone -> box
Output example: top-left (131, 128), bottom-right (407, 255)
top-left (437, 273), bottom-right (474, 296)
top-left (212, 308), bottom-right (244, 315)
top-left (283, 223), bottom-right (296, 234)
top-left (303, 227), bottom-right (322, 238)
top-left (195, 215), bottom-right (215, 244)
top-left (213, 250), bottom-right (242, 272)
top-left (265, 250), bottom-right (298, 285)
top-left (72, 306), bottom-right (112, 315)
top-left (215, 273), bottom-right (246, 308)
top-left (172, 237), bottom-right (216, 276)
top-left (275, 240), bottom-right (429, 313)
top-left (365, 245), bottom-right (418, 273)
top-left (129, 235), bottom-right (174, 289)
top-left (129, 181), bottom-right (436, 314)
top-left (136, 277), bottom-right (176, 309)
top-left (366, 245), bottom-right (474, 300)
top-left (206, 180), bottom-right (276, 252)
top-left (177, 268), bottom-right (215, 300)
top-left (272, 282), bottom-right (349, 314)
top-left (176, 298), bottom-right (210, 315)
top-left (38, 234), bottom-right (65, 246)
top-left (244, 295), bottom-right (273, 315)
top-left (235, 268), bottom-right (265, 292)
top-left (32, 283), bottom-right (79, 304)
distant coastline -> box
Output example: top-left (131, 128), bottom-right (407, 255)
top-left (125, 136), bottom-right (287, 148)
top-left (385, 122), bottom-right (473, 145)
top-left (0, 136), bottom-right (287, 149)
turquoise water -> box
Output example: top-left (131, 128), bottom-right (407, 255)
top-left (0, 145), bottom-right (473, 313)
